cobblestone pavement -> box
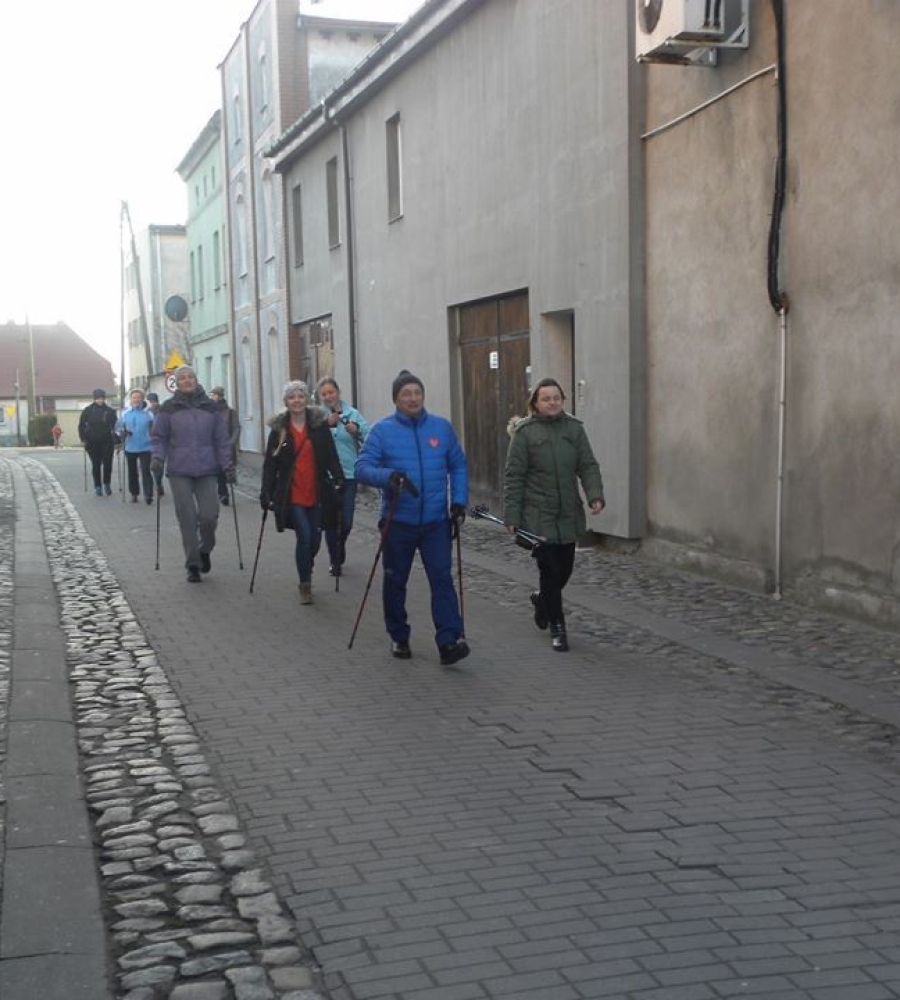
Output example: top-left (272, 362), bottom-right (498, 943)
top-left (5, 448), bottom-right (900, 999)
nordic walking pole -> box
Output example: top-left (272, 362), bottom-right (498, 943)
top-left (347, 487), bottom-right (401, 650)
top-left (249, 509), bottom-right (268, 594)
top-left (469, 504), bottom-right (545, 549)
top-left (229, 482), bottom-right (244, 569)
top-left (334, 503), bottom-right (343, 593)
top-left (154, 490), bottom-right (161, 571)
top-left (83, 448), bottom-right (88, 491)
top-left (455, 523), bottom-right (465, 636)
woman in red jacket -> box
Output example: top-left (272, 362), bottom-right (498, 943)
top-left (260, 381), bottom-right (344, 605)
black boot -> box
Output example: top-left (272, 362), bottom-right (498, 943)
top-left (550, 621), bottom-right (568, 652)
top-left (530, 591), bottom-right (549, 630)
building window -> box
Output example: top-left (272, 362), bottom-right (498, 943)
top-left (326, 157), bottom-right (340, 249)
top-left (258, 45), bottom-right (269, 112)
top-left (190, 250), bottom-right (197, 303)
top-left (213, 230), bottom-right (222, 290)
top-left (386, 113), bottom-right (403, 222)
top-left (292, 183), bottom-right (304, 266)
top-left (232, 90), bottom-right (242, 145)
top-left (261, 169), bottom-right (275, 262)
top-left (197, 244), bottom-right (205, 300)
top-left (235, 190), bottom-right (248, 277)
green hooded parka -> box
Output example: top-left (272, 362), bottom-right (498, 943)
top-left (504, 412), bottom-right (604, 544)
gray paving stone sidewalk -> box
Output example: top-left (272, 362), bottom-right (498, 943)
top-left (5, 448), bottom-right (900, 999)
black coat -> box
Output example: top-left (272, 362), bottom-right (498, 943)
top-left (261, 407), bottom-right (345, 532)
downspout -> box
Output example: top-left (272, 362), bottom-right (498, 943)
top-left (323, 99), bottom-right (359, 405)
top-left (768, 0), bottom-right (789, 599)
top-left (220, 61), bottom-right (240, 433)
top-left (774, 308), bottom-right (787, 600)
top-left (242, 23), bottom-right (265, 450)
top-left (341, 122), bottom-right (359, 406)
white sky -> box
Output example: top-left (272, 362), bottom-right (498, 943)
top-left (0, 0), bottom-right (422, 375)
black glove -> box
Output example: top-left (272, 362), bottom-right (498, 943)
top-left (450, 503), bottom-right (466, 539)
top-left (224, 466), bottom-right (237, 485)
top-left (388, 471), bottom-right (419, 498)
top-left (259, 492), bottom-right (272, 512)
top-left (150, 458), bottom-right (164, 479)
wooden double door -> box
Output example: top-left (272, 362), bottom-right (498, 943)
top-left (456, 291), bottom-right (530, 503)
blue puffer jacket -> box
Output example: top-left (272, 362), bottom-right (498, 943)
top-left (151, 390), bottom-right (231, 477)
top-left (356, 408), bottom-right (468, 525)
top-left (118, 405), bottom-right (154, 453)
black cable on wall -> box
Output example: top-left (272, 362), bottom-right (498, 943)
top-left (767, 0), bottom-right (789, 314)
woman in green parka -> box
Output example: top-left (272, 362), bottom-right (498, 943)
top-left (504, 377), bottom-right (605, 652)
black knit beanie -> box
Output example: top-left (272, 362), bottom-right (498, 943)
top-left (391, 369), bottom-right (424, 401)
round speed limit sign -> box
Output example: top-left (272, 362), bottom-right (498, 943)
top-left (165, 371), bottom-right (177, 393)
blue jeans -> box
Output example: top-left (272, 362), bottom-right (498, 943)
top-left (291, 505), bottom-right (322, 583)
top-left (382, 519), bottom-right (462, 648)
top-left (325, 479), bottom-right (358, 566)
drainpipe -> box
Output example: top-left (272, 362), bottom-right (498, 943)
top-left (323, 99), bottom-right (359, 405)
top-left (242, 22), bottom-right (265, 449)
top-left (773, 307), bottom-right (787, 599)
top-left (768, 0), bottom-right (788, 599)
top-left (341, 122), bottom-right (359, 405)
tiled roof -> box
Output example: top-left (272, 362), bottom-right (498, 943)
top-left (0, 323), bottom-right (117, 399)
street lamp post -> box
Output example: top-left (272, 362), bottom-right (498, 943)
top-left (14, 368), bottom-right (22, 445)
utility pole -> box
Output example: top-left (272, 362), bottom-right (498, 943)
top-left (121, 201), bottom-right (154, 381)
top-left (14, 368), bottom-right (22, 445)
top-left (26, 314), bottom-right (37, 421)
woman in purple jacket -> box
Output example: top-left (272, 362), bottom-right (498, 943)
top-left (151, 366), bottom-right (234, 583)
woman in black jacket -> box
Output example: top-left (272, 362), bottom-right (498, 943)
top-left (260, 380), bottom-right (345, 604)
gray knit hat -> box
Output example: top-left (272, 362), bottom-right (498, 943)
top-left (282, 380), bottom-right (310, 403)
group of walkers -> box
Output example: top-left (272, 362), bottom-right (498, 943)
top-left (77, 386), bottom-right (164, 501)
top-left (80, 363), bottom-right (605, 660)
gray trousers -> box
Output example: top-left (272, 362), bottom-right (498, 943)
top-left (168, 475), bottom-right (220, 570)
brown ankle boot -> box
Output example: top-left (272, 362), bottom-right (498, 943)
top-left (298, 583), bottom-right (313, 605)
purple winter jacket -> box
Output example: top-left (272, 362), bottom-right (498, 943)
top-left (151, 390), bottom-right (231, 477)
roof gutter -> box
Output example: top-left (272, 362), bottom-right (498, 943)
top-left (267, 0), bottom-right (483, 169)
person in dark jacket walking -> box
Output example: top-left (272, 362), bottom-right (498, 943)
top-left (145, 392), bottom-right (164, 498)
top-left (260, 380), bottom-right (345, 605)
top-left (150, 366), bottom-right (233, 583)
top-left (209, 386), bottom-right (240, 505)
top-left (78, 388), bottom-right (118, 496)
top-left (355, 370), bottom-right (470, 666)
top-left (504, 377), bottom-right (605, 652)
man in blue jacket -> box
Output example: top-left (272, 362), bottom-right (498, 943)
top-left (356, 370), bottom-right (470, 665)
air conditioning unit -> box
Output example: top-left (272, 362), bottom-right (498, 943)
top-left (636, 0), bottom-right (749, 65)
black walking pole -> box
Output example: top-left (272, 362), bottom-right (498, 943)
top-left (229, 483), bottom-right (244, 569)
top-left (249, 509), bottom-right (268, 594)
top-left (469, 504), bottom-right (545, 550)
top-left (154, 490), bottom-right (161, 571)
top-left (334, 504), bottom-right (343, 593)
top-left (455, 524), bottom-right (465, 637)
top-left (347, 488), bottom-right (401, 650)
top-left (83, 448), bottom-right (87, 491)
top-left (119, 448), bottom-right (126, 502)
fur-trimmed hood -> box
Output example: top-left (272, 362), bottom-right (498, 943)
top-left (266, 405), bottom-right (329, 431)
